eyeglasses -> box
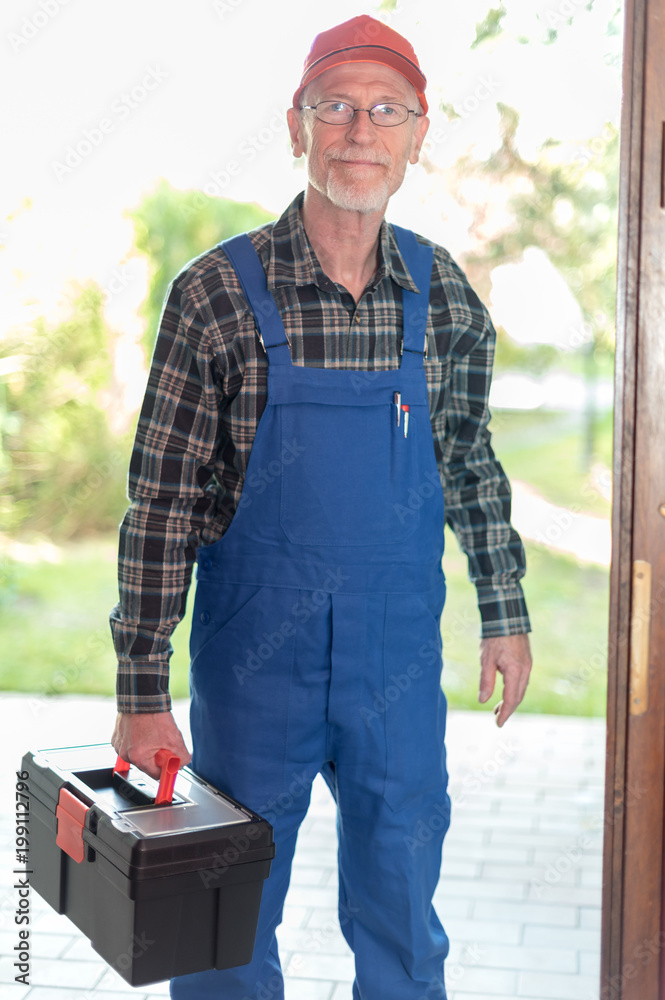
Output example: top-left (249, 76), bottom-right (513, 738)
top-left (299, 101), bottom-right (421, 128)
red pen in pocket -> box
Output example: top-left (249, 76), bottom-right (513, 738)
top-left (401, 405), bottom-right (409, 438)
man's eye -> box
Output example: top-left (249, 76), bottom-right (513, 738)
top-left (374, 104), bottom-right (397, 116)
top-left (328, 102), bottom-right (350, 113)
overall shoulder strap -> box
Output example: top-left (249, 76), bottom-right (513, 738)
top-left (391, 224), bottom-right (434, 369)
top-left (220, 233), bottom-right (292, 366)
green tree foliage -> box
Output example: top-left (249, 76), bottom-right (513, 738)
top-left (130, 180), bottom-right (274, 358)
top-left (471, 4), bottom-right (507, 48)
top-left (460, 103), bottom-right (619, 360)
top-left (0, 284), bottom-right (130, 540)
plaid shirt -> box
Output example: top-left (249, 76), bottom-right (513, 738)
top-left (110, 192), bottom-right (530, 713)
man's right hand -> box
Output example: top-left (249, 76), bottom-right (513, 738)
top-left (111, 711), bottom-right (192, 780)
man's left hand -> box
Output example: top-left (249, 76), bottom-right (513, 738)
top-left (478, 633), bottom-right (532, 727)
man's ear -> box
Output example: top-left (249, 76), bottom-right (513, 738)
top-left (287, 107), bottom-right (306, 159)
top-left (409, 114), bottom-right (430, 165)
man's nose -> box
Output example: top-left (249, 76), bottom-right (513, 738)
top-left (344, 109), bottom-right (378, 142)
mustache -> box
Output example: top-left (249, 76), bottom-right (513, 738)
top-left (324, 149), bottom-right (392, 166)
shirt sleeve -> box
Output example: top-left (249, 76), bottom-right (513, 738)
top-left (431, 265), bottom-right (531, 638)
top-left (109, 277), bottom-right (223, 713)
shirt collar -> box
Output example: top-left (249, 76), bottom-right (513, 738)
top-left (266, 192), bottom-right (421, 295)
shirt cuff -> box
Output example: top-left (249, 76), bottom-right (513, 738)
top-left (116, 665), bottom-right (172, 714)
top-left (476, 581), bottom-right (531, 637)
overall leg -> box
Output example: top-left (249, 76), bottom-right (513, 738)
top-left (325, 590), bottom-right (450, 1000)
top-left (172, 582), bottom-right (332, 1000)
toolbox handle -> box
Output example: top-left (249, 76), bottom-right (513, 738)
top-left (113, 750), bottom-right (181, 805)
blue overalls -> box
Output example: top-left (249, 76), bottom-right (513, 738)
top-left (171, 226), bottom-right (451, 1000)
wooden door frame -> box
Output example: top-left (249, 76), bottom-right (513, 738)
top-left (602, 0), bottom-right (665, 996)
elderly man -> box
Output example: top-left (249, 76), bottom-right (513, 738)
top-left (110, 14), bottom-right (532, 1000)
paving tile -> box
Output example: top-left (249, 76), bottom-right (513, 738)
top-left (481, 863), bottom-right (577, 886)
top-left (522, 925), bottom-right (600, 951)
top-left (489, 830), bottom-right (591, 850)
top-left (284, 978), bottom-right (335, 999)
top-left (292, 848), bottom-right (338, 867)
top-left (531, 847), bottom-right (602, 866)
top-left (450, 996), bottom-right (559, 1000)
top-left (95, 967), bottom-right (145, 992)
top-left (579, 949), bottom-right (601, 977)
top-left (329, 985), bottom-right (351, 1000)
top-left (19, 992), bottom-right (140, 1000)
top-left (134, 979), bottom-right (170, 995)
top-left (444, 842), bottom-right (530, 864)
top-left (4, 955), bottom-right (105, 989)
top-left (31, 911), bottom-right (76, 935)
top-left (518, 970), bottom-right (599, 998)
top-left (580, 867), bottom-right (602, 888)
top-left (444, 917), bottom-right (521, 946)
top-left (447, 965), bottom-right (517, 994)
top-left (59, 936), bottom-right (103, 961)
top-left (472, 900), bottom-right (578, 927)
top-left (283, 886), bottom-right (339, 909)
top-left (436, 876), bottom-right (527, 901)
top-left (282, 905), bottom-right (310, 928)
top-left (0, 983), bottom-right (30, 999)
top-left (285, 952), bottom-right (355, 981)
top-left (465, 943), bottom-right (577, 974)
top-left (440, 858), bottom-right (481, 878)
top-left (433, 896), bottom-right (474, 919)
top-left (289, 865), bottom-right (331, 887)
top-left (526, 884), bottom-right (601, 907)
top-left (0, 930), bottom-right (72, 959)
top-left (579, 906), bottom-right (602, 930)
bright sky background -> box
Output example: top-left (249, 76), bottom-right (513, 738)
top-left (1, 0), bottom-right (622, 353)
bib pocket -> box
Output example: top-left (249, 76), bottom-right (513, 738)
top-left (279, 402), bottom-right (422, 546)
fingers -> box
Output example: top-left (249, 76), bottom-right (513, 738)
top-left (478, 648), bottom-right (497, 704)
top-left (111, 712), bottom-right (192, 780)
top-left (479, 634), bottom-right (532, 727)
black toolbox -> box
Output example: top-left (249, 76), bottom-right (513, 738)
top-left (22, 743), bottom-right (275, 986)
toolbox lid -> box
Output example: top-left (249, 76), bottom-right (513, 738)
top-left (25, 744), bottom-right (275, 880)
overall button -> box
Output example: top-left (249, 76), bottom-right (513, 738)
top-left (199, 611), bottom-right (210, 625)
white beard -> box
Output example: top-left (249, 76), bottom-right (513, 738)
top-left (323, 172), bottom-right (391, 214)
top-left (311, 152), bottom-right (393, 215)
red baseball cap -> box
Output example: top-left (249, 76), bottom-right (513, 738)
top-left (293, 14), bottom-right (428, 114)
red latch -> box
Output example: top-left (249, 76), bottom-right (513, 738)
top-left (56, 788), bottom-right (89, 863)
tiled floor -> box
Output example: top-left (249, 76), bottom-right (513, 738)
top-left (0, 695), bottom-right (605, 999)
